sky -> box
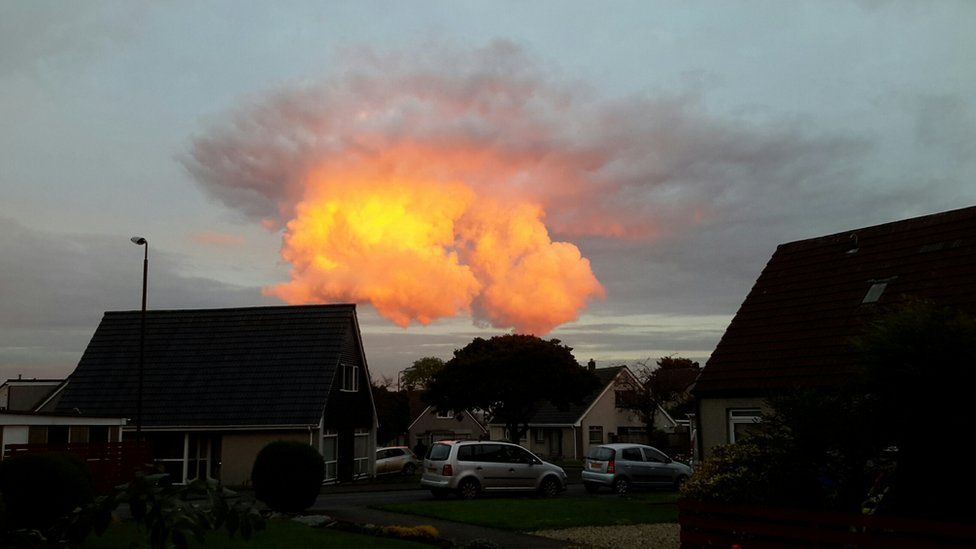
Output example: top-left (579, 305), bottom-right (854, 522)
top-left (2, 1), bottom-right (975, 383)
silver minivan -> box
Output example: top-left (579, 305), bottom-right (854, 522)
top-left (420, 440), bottom-right (568, 499)
top-left (582, 443), bottom-right (692, 494)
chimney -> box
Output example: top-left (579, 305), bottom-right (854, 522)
top-left (587, 358), bottom-right (596, 372)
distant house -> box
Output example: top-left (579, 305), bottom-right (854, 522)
top-left (693, 206), bottom-right (976, 459)
top-left (47, 304), bottom-right (378, 486)
top-left (488, 366), bottom-right (676, 460)
top-left (406, 404), bottom-right (488, 449)
top-left (0, 378), bottom-right (65, 412)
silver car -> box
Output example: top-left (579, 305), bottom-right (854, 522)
top-left (375, 446), bottom-right (420, 476)
top-left (420, 440), bottom-right (568, 499)
top-left (582, 443), bottom-right (692, 494)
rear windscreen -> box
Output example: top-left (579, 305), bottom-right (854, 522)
top-left (586, 447), bottom-right (615, 461)
top-left (428, 443), bottom-right (451, 461)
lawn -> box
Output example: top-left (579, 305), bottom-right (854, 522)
top-left (374, 493), bottom-right (678, 532)
top-left (84, 519), bottom-right (431, 549)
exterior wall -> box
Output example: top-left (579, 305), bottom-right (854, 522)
top-left (579, 377), bottom-right (649, 458)
top-left (220, 430), bottom-right (309, 486)
top-left (408, 408), bottom-right (486, 448)
top-left (698, 396), bottom-right (769, 458)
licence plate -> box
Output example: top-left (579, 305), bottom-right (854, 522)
top-left (589, 462), bottom-right (603, 470)
top-left (427, 467), bottom-right (437, 473)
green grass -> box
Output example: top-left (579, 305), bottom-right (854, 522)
top-left (374, 493), bottom-right (678, 532)
top-left (84, 519), bottom-right (431, 549)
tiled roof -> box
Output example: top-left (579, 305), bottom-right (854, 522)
top-left (695, 206), bottom-right (976, 396)
top-left (56, 304), bottom-right (359, 427)
top-left (491, 366), bottom-right (625, 426)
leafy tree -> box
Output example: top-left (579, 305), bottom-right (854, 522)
top-left (401, 356), bottom-right (445, 390)
top-left (617, 356), bottom-right (700, 440)
top-left (372, 382), bottom-right (411, 445)
top-left (425, 335), bottom-right (599, 444)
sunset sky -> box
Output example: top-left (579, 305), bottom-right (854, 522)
top-left (2, 1), bottom-right (975, 382)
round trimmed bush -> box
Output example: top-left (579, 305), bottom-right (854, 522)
top-left (0, 452), bottom-right (94, 529)
top-left (251, 441), bottom-right (324, 513)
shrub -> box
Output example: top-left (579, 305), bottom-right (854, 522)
top-left (681, 441), bottom-right (821, 508)
top-left (0, 452), bottom-right (94, 529)
top-left (251, 441), bottom-right (324, 513)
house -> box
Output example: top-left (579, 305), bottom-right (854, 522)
top-left (488, 365), bottom-right (677, 460)
top-left (0, 377), bottom-right (65, 412)
top-left (1, 411), bottom-right (126, 457)
top-left (693, 206), bottom-right (976, 459)
top-left (406, 403), bottom-right (488, 450)
top-left (45, 304), bottom-right (378, 486)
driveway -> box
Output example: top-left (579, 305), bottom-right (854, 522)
top-left (312, 485), bottom-right (586, 548)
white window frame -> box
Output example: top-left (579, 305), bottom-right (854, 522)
top-left (322, 430), bottom-right (338, 483)
top-left (353, 428), bottom-right (370, 478)
top-left (435, 409), bottom-right (453, 419)
top-left (340, 363), bottom-right (359, 392)
top-left (535, 428), bottom-right (545, 443)
top-left (727, 408), bottom-right (762, 443)
top-left (588, 425), bottom-right (603, 444)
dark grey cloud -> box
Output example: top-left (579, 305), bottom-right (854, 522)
top-left (0, 218), bottom-right (269, 381)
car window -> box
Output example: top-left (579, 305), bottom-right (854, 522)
top-left (388, 448), bottom-right (404, 457)
top-left (457, 444), bottom-right (482, 461)
top-left (477, 444), bottom-right (506, 462)
top-left (586, 447), bottom-right (615, 461)
top-left (377, 449), bottom-right (391, 459)
top-left (428, 443), bottom-right (451, 461)
top-left (621, 447), bottom-right (644, 461)
top-left (642, 448), bottom-right (668, 463)
top-left (504, 446), bottom-right (536, 464)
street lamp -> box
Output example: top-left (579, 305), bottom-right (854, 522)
top-left (130, 236), bottom-right (148, 444)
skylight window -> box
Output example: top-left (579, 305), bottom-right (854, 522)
top-left (862, 283), bottom-right (887, 304)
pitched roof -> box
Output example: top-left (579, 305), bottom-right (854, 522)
top-left (56, 304), bottom-right (360, 427)
top-left (695, 206), bottom-right (976, 396)
top-left (491, 366), bottom-right (625, 426)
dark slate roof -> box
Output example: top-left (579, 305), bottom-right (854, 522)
top-left (695, 206), bottom-right (976, 396)
top-left (491, 366), bottom-right (625, 426)
top-left (56, 304), bottom-right (359, 427)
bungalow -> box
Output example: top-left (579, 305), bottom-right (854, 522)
top-left (488, 365), bottom-right (677, 460)
top-left (43, 304), bottom-right (378, 486)
top-left (693, 206), bottom-right (976, 459)
top-left (406, 404), bottom-right (488, 449)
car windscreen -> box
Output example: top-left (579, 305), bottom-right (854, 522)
top-left (586, 447), bottom-right (615, 461)
top-left (427, 443), bottom-right (451, 461)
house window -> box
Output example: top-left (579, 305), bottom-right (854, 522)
top-left (322, 430), bottom-right (338, 482)
top-left (341, 363), bottom-right (359, 392)
top-left (615, 390), bottom-right (637, 408)
top-left (435, 409), bottom-right (453, 419)
top-left (728, 409), bottom-right (762, 443)
top-left (588, 426), bottom-right (603, 444)
top-left (503, 428), bottom-right (528, 443)
top-left (353, 428), bottom-right (370, 478)
top-left (535, 428), bottom-right (545, 443)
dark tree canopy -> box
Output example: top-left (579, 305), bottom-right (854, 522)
top-left (371, 382), bottom-right (411, 446)
top-left (424, 334), bottom-right (599, 444)
top-left (401, 356), bottom-right (445, 390)
top-left (617, 356), bottom-right (701, 439)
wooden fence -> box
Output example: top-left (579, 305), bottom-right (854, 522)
top-left (3, 441), bottom-right (153, 494)
top-left (679, 499), bottom-right (976, 548)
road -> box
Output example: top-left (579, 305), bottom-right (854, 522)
top-left (315, 482), bottom-right (589, 510)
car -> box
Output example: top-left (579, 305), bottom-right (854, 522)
top-left (581, 443), bottom-right (692, 495)
top-left (420, 440), bottom-right (568, 499)
top-left (375, 446), bottom-right (420, 476)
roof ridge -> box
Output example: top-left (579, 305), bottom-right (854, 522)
top-left (103, 303), bottom-right (357, 315)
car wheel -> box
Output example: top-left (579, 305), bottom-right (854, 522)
top-left (403, 463), bottom-right (417, 476)
top-left (612, 477), bottom-right (630, 495)
top-left (457, 478), bottom-right (480, 500)
top-left (539, 476), bottom-right (560, 498)
top-left (674, 475), bottom-right (688, 491)
top-left (584, 482), bottom-right (600, 494)
top-left (430, 488), bottom-right (449, 499)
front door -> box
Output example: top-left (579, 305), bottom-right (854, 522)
top-left (548, 430), bottom-right (563, 458)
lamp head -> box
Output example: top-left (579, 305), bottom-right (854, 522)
top-left (130, 236), bottom-right (147, 245)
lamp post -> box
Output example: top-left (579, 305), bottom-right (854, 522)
top-left (130, 236), bottom-right (148, 444)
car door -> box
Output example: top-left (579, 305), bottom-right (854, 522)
top-left (375, 449), bottom-right (390, 474)
top-left (470, 443), bottom-right (509, 489)
top-left (504, 445), bottom-right (540, 489)
top-left (619, 446), bottom-right (651, 485)
top-left (641, 447), bottom-right (674, 486)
